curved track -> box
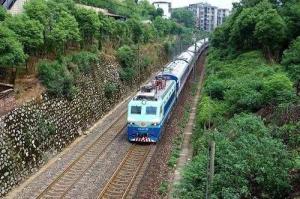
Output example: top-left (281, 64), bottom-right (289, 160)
top-left (37, 112), bottom-right (127, 199)
top-left (98, 144), bottom-right (152, 199)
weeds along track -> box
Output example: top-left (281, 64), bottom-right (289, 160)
top-left (98, 144), bottom-right (153, 199)
top-left (36, 112), bottom-right (127, 199)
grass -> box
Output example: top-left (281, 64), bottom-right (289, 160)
top-left (168, 103), bottom-right (191, 168)
top-left (158, 180), bottom-right (169, 196)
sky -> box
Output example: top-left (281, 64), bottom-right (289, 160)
top-left (151, 0), bottom-right (240, 9)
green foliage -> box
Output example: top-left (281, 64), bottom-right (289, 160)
top-left (254, 8), bottom-right (286, 57)
top-left (261, 73), bottom-right (295, 105)
top-left (171, 8), bottom-right (195, 28)
top-left (74, 7), bottom-right (101, 43)
top-left (64, 51), bottom-right (98, 74)
top-left (158, 180), bottom-right (169, 196)
top-left (282, 36), bottom-right (300, 91)
top-left (0, 26), bottom-right (26, 68)
top-left (225, 76), bottom-right (263, 113)
top-left (178, 114), bottom-right (293, 199)
top-left (0, 6), bottom-right (7, 21)
top-left (47, 11), bottom-right (81, 53)
top-left (104, 82), bottom-right (118, 98)
top-left (4, 14), bottom-right (44, 55)
top-left (119, 67), bottom-right (136, 83)
top-left (271, 122), bottom-right (300, 151)
top-left (126, 18), bottom-right (143, 43)
top-left (24, 0), bottom-right (50, 26)
top-left (38, 61), bottom-right (76, 99)
top-left (211, 0), bottom-right (293, 60)
top-left (196, 95), bottom-right (225, 128)
top-left (117, 45), bottom-right (136, 68)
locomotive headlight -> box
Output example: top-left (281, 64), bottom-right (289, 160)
top-left (152, 122), bottom-right (159, 126)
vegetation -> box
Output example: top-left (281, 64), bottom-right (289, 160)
top-left (176, 0), bottom-right (300, 198)
top-left (171, 8), bottom-right (195, 28)
top-left (0, 0), bottom-right (199, 98)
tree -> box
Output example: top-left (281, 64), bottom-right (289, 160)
top-left (281, 0), bottom-right (300, 41)
top-left (47, 11), bottom-right (81, 54)
top-left (126, 18), bottom-right (143, 43)
top-left (282, 36), bottom-right (300, 94)
top-left (171, 8), bottom-right (195, 28)
top-left (254, 9), bottom-right (287, 60)
top-left (74, 7), bottom-right (101, 44)
top-left (0, 26), bottom-right (26, 68)
top-left (0, 5), bottom-right (7, 21)
top-left (24, 0), bottom-right (50, 26)
top-left (5, 14), bottom-right (44, 56)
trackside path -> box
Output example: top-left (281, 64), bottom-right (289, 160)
top-left (172, 57), bottom-right (206, 190)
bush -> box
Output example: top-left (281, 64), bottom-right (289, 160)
top-left (65, 51), bottom-right (98, 74)
top-left (204, 76), bottom-right (228, 100)
top-left (119, 67), bottom-right (136, 83)
top-left (178, 113), bottom-right (293, 199)
top-left (262, 73), bottom-right (295, 105)
top-left (224, 76), bottom-right (263, 113)
top-left (271, 122), bottom-right (300, 151)
top-left (117, 45), bottom-right (136, 68)
top-left (38, 61), bottom-right (76, 99)
top-left (104, 82), bottom-right (118, 98)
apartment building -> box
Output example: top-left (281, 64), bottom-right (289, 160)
top-left (188, 3), bottom-right (229, 32)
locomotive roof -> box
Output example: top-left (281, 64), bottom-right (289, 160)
top-left (133, 80), bottom-right (175, 101)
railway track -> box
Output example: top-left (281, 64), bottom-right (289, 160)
top-left (36, 112), bottom-right (127, 199)
top-left (98, 144), bottom-right (152, 199)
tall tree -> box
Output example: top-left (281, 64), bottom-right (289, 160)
top-left (74, 7), bottom-right (101, 44)
top-left (5, 14), bottom-right (44, 56)
top-left (254, 8), bottom-right (287, 59)
top-left (0, 26), bottom-right (26, 68)
top-left (47, 11), bottom-right (81, 54)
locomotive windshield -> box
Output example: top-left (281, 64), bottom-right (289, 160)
top-left (146, 107), bottom-right (157, 115)
top-left (131, 106), bottom-right (142, 114)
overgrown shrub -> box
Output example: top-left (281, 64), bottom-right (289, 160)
top-left (117, 45), bottom-right (136, 68)
top-left (104, 82), bottom-right (118, 98)
top-left (261, 73), bottom-right (295, 105)
top-left (38, 61), bottom-right (76, 99)
top-left (119, 67), bottom-right (136, 83)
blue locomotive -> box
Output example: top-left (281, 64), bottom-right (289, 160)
top-left (127, 39), bottom-right (208, 142)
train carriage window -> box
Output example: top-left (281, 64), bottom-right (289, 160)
top-left (131, 106), bottom-right (142, 114)
top-left (146, 107), bottom-right (157, 115)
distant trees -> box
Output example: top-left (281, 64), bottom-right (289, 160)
top-left (211, 0), bottom-right (299, 60)
top-left (171, 8), bottom-right (195, 28)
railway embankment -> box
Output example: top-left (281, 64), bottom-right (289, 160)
top-left (1, 43), bottom-right (167, 198)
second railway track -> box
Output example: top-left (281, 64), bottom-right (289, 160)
top-left (98, 144), bottom-right (152, 199)
top-left (37, 111), bottom-right (127, 199)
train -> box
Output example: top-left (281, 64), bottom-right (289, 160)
top-left (127, 39), bottom-right (208, 143)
